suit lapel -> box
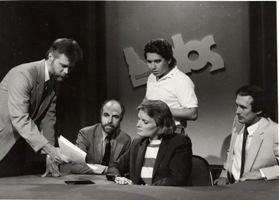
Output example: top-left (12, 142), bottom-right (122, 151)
top-left (112, 142), bottom-right (123, 161)
top-left (245, 119), bottom-right (268, 172)
top-left (135, 138), bottom-right (148, 181)
top-left (37, 78), bottom-right (55, 116)
top-left (152, 138), bottom-right (169, 178)
top-left (31, 60), bottom-right (45, 120)
top-left (94, 125), bottom-right (104, 163)
top-left (110, 129), bottom-right (123, 161)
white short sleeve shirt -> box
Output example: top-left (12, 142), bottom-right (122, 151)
top-left (145, 66), bottom-right (198, 126)
top-left (146, 66), bottom-right (198, 107)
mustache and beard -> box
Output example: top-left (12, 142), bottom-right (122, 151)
top-left (101, 122), bottom-right (118, 134)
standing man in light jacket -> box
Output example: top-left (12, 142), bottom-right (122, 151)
top-left (215, 85), bottom-right (279, 185)
top-left (0, 38), bottom-right (83, 177)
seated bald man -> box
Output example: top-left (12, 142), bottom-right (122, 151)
top-left (70, 100), bottom-right (131, 174)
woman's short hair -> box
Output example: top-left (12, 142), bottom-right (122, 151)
top-left (137, 100), bottom-right (175, 137)
top-left (144, 38), bottom-right (177, 68)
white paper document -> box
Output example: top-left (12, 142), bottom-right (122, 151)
top-left (87, 164), bottom-right (107, 174)
top-left (58, 135), bottom-right (86, 164)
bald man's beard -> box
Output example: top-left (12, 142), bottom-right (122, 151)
top-left (101, 123), bottom-right (119, 134)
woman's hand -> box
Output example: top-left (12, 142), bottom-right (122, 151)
top-left (114, 177), bottom-right (133, 185)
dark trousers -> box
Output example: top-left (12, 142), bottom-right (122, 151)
top-left (0, 138), bottom-right (46, 177)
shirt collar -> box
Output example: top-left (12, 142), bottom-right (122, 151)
top-left (246, 117), bottom-right (263, 136)
top-left (44, 61), bottom-right (50, 82)
top-left (156, 66), bottom-right (178, 81)
top-left (102, 130), bottom-right (108, 141)
top-left (149, 139), bottom-right (162, 145)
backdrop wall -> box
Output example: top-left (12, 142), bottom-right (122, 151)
top-left (0, 1), bottom-right (276, 165)
top-left (104, 1), bottom-right (251, 164)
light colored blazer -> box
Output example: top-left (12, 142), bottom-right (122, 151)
top-left (0, 60), bottom-right (57, 161)
top-left (220, 117), bottom-right (279, 180)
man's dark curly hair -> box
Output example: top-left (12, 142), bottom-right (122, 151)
top-left (144, 39), bottom-right (176, 68)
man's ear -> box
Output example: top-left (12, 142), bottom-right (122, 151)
top-left (48, 52), bottom-right (54, 62)
top-left (119, 115), bottom-right (123, 122)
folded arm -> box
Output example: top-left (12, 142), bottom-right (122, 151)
top-left (171, 107), bottom-right (198, 121)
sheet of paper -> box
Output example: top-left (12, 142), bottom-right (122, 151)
top-left (87, 164), bottom-right (98, 170)
top-left (87, 164), bottom-right (107, 174)
top-left (58, 135), bottom-right (86, 164)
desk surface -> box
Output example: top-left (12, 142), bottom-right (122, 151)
top-left (0, 174), bottom-right (278, 200)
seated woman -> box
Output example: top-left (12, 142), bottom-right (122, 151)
top-left (107, 100), bottom-right (192, 186)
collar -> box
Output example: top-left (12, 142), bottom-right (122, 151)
top-left (44, 61), bottom-right (50, 82)
top-left (102, 130), bottom-right (108, 141)
top-left (149, 139), bottom-right (162, 145)
top-left (246, 117), bottom-right (263, 136)
top-left (156, 66), bottom-right (178, 81)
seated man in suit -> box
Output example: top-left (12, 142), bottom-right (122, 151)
top-left (70, 100), bottom-right (131, 174)
top-left (215, 85), bottom-right (279, 185)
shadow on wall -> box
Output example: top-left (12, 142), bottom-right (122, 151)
top-left (206, 134), bottom-right (231, 181)
top-left (205, 134), bottom-right (232, 164)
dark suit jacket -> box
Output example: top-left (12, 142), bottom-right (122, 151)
top-left (70, 123), bottom-right (131, 174)
top-left (0, 60), bottom-right (57, 161)
top-left (108, 133), bottom-right (192, 186)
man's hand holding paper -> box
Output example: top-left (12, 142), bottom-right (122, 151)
top-left (58, 136), bottom-right (87, 164)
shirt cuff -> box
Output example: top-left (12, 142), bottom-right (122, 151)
top-left (259, 169), bottom-right (265, 178)
top-left (260, 166), bottom-right (279, 180)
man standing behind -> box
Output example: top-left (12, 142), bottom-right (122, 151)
top-left (215, 85), bottom-right (279, 185)
top-left (0, 38), bottom-right (83, 177)
top-left (70, 100), bottom-right (131, 174)
top-left (144, 39), bottom-right (198, 134)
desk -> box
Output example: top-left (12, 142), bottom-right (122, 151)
top-left (0, 174), bottom-right (278, 200)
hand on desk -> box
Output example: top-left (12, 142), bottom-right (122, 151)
top-left (239, 170), bottom-right (264, 182)
top-left (41, 155), bottom-right (61, 177)
top-left (114, 177), bottom-right (133, 185)
top-left (214, 177), bottom-right (229, 185)
top-left (41, 144), bottom-right (68, 177)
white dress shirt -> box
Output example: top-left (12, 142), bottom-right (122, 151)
top-left (231, 118), bottom-right (264, 180)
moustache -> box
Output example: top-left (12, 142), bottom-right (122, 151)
top-left (104, 124), bottom-right (115, 129)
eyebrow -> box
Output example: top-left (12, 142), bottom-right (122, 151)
top-left (60, 63), bottom-right (70, 67)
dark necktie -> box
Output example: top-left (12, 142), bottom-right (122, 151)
top-left (102, 136), bottom-right (111, 166)
top-left (41, 80), bottom-right (50, 102)
top-left (240, 126), bottom-right (249, 178)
